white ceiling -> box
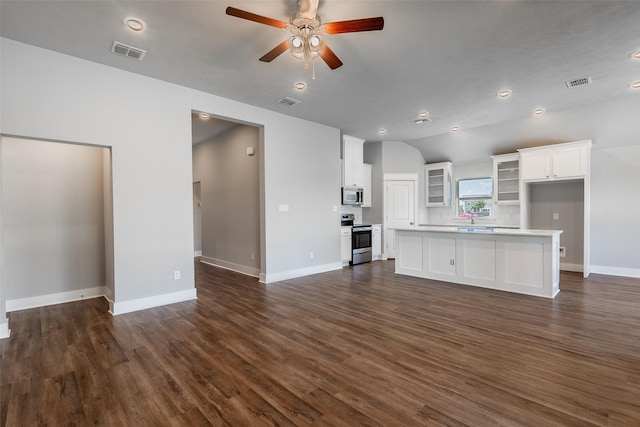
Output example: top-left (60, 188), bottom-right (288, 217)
top-left (2, 1), bottom-right (640, 153)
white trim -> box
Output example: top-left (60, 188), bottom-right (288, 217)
top-left (109, 288), bottom-right (197, 316)
top-left (194, 250), bottom-right (202, 257)
top-left (261, 262), bottom-right (342, 284)
top-left (0, 321), bottom-right (10, 339)
top-left (199, 256), bottom-right (260, 278)
top-left (590, 265), bottom-right (640, 279)
top-left (560, 263), bottom-right (583, 273)
top-left (6, 286), bottom-right (108, 312)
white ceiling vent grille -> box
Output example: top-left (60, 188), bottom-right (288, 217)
top-left (566, 76), bottom-right (592, 88)
top-left (278, 97), bottom-right (301, 106)
top-left (111, 41), bottom-right (147, 60)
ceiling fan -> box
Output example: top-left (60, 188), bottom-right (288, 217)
top-left (226, 0), bottom-right (384, 73)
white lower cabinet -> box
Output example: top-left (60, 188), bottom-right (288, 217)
top-left (372, 224), bottom-right (382, 260)
top-left (341, 227), bottom-right (352, 265)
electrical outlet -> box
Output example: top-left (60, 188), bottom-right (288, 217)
top-left (309, 251), bottom-right (314, 259)
top-left (553, 213), bottom-right (559, 220)
top-left (559, 247), bottom-right (566, 258)
top-left (174, 270), bottom-right (181, 280)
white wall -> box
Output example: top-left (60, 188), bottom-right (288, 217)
top-left (590, 144), bottom-right (640, 275)
top-left (0, 38), bottom-right (342, 323)
top-left (192, 125), bottom-right (261, 276)
top-left (2, 137), bottom-right (107, 300)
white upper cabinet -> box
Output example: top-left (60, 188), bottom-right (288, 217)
top-left (342, 135), bottom-right (365, 187)
top-left (424, 162), bottom-right (453, 206)
top-left (519, 140), bottom-right (592, 182)
top-left (491, 153), bottom-right (520, 204)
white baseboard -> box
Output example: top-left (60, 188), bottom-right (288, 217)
top-left (6, 286), bottom-right (108, 312)
top-left (0, 320), bottom-right (9, 339)
top-left (560, 263), bottom-right (583, 273)
top-left (199, 256), bottom-right (260, 278)
top-left (194, 250), bottom-right (202, 257)
top-left (261, 262), bottom-right (342, 284)
top-left (590, 265), bottom-right (640, 279)
top-left (110, 288), bottom-right (197, 316)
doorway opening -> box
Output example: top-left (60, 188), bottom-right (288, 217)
top-left (0, 136), bottom-right (114, 313)
top-left (191, 111), bottom-right (263, 280)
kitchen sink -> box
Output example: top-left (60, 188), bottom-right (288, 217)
top-left (457, 226), bottom-right (495, 232)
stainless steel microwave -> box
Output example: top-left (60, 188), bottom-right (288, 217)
top-left (342, 186), bottom-right (364, 205)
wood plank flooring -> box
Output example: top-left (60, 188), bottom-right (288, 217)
top-left (2, 260), bottom-right (640, 426)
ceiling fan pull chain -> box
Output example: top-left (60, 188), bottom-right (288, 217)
top-left (312, 60), bottom-right (316, 80)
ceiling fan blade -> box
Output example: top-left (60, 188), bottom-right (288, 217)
top-left (299, 0), bottom-right (319, 19)
top-left (323, 17), bottom-right (384, 34)
top-left (320, 44), bottom-right (343, 70)
top-left (259, 40), bottom-right (290, 62)
top-left (225, 6), bottom-right (288, 29)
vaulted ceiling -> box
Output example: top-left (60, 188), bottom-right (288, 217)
top-left (2, 1), bottom-right (640, 156)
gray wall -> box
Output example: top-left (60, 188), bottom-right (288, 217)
top-left (192, 125), bottom-right (260, 275)
top-left (363, 141), bottom-right (425, 225)
top-left (0, 36), bottom-right (342, 326)
top-left (529, 180), bottom-right (584, 267)
top-left (2, 137), bottom-right (107, 299)
top-left (591, 144), bottom-right (640, 272)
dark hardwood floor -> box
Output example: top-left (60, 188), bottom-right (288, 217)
top-left (2, 260), bottom-right (640, 426)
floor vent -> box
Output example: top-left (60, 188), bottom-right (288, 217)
top-left (110, 41), bottom-right (147, 60)
top-left (566, 76), bottom-right (592, 88)
top-left (278, 97), bottom-right (301, 106)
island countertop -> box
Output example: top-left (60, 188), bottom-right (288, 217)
top-left (394, 226), bottom-right (562, 237)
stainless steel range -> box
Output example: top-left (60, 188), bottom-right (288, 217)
top-left (341, 214), bottom-right (373, 265)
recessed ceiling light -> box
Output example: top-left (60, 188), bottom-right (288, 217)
top-left (199, 113), bottom-right (210, 120)
top-left (533, 108), bottom-right (546, 116)
top-left (630, 49), bottom-right (640, 59)
top-left (497, 89), bottom-right (512, 99)
top-left (123, 17), bottom-right (146, 32)
top-left (378, 129), bottom-right (386, 135)
top-left (629, 81), bottom-right (640, 89)
top-left (294, 81), bottom-right (306, 91)
top-left (419, 112), bottom-right (429, 119)
top-left (450, 126), bottom-right (460, 133)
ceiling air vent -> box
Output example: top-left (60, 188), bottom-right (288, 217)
top-left (110, 41), bottom-right (147, 60)
top-left (278, 97), bottom-right (301, 106)
top-left (566, 76), bottom-right (592, 88)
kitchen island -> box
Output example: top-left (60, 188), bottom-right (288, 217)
top-left (394, 226), bottom-right (562, 298)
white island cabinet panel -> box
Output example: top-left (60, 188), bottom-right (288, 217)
top-left (427, 237), bottom-right (456, 276)
top-left (397, 233), bottom-right (423, 271)
top-left (395, 227), bottom-right (561, 298)
top-left (462, 239), bottom-right (496, 282)
top-left (502, 241), bottom-right (545, 289)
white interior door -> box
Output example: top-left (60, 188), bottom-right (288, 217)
top-left (384, 178), bottom-right (416, 259)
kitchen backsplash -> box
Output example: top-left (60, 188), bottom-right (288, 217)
top-left (425, 204), bottom-right (520, 227)
top-left (341, 205), bottom-right (363, 224)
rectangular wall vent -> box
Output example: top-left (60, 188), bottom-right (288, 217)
top-left (111, 41), bottom-right (147, 60)
top-left (566, 76), bottom-right (592, 88)
top-left (278, 97), bottom-right (301, 106)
